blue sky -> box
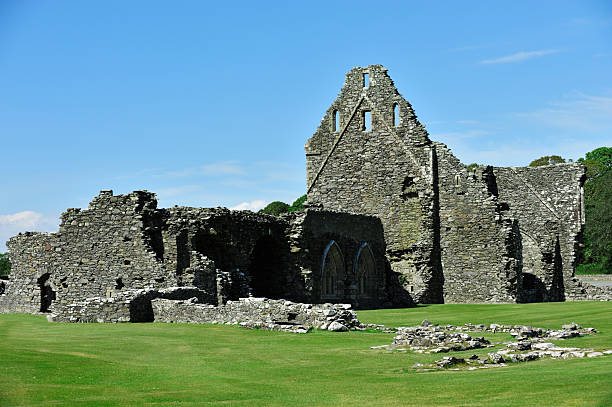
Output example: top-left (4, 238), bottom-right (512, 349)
top-left (1, 1), bottom-right (611, 248)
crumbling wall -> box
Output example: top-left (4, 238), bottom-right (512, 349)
top-left (152, 297), bottom-right (360, 331)
top-left (436, 144), bottom-right (521, 303)
top-left (0, 232), bottom-right (59, 313)
top-left (285, 209), bottom-right (395, 308)
top-left (2, 190), bottom-right (174, 314)
top-left (48, 287), bottom-right (212, 323)
top-left (493, 164), bottom-right (585, 301)
top-left (305, 65), bottom-right (442, 303)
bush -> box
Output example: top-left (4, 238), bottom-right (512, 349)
top-left (575, 262), bottom-right (611, 275)
top-left (259, 201), bottom-right (290, 216)
top-left (287, 195), bottom-right (307, 213)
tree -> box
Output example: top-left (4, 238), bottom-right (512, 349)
top-left (287, 194), bottom-right (307, 213)
top-left (577, 146), bottom-right (612, 274)
top-left (529, 155), bottom-right (566, 167)
top-left (0, 253), bottom-right (10, 278)
top-left (259, 201), bottom-right (290, 216)
top-left (465, 163), bottom-right (479, 172)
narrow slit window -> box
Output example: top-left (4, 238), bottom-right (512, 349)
top-left (333, 109), bottom-right (340, 132)
top-left (393, 103), bottom-right (400, 126)
top-left (363, 111), bottom-right (372, 131)
top-left (363, 72), bottom-right (369, 88)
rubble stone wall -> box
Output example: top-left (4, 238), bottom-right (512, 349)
top-left (151, 297), bottom-right (360, 330)
top-left (305, 65), bottom-right (442, 303)
top-left (494, 164), bottom-right (585, 301)
top-left (436, 145), bottom-right (522, 303)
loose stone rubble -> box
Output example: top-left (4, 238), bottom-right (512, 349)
top-left (47, 288), bottom-right (360, 334)
top-left (371, 320), bottom-right (611, 371)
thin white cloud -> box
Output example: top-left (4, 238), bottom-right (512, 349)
top-left (0, 211), bottom-right (59, 250)
top-left (456, 120), bottom-right (480, 125)
top-left (432, 129), bottom-right (490, 140)
top-left (156, 185), bottom-right (202, 198)
top-left (516, 93), bottom-right (612, 132)
top-left (230, 200), bottom-right (267, 211)
top-left (481, 49), bottom-right (560, 64)
top-left (200, 161), bottom-right (244, 176)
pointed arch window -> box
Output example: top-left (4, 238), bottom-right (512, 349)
top-left (354, 243), bottom-right (377, 297)
top-left (321, 240), bottom-right (345, 298)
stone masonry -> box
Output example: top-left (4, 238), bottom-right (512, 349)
top-left (1, 64), bottom-right (605, 323)
top-left (305, 64), bottom-right (591, 303)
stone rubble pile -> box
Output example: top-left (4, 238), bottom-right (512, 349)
top-left (152, 297), bottom-right (361, 333)
top-left (373, 320), bottom-right (491, 353)
top-left (372, 320), bottom-right (611, 371)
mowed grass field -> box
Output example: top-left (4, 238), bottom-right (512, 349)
top-left (1, 302), bottom-right (611, 406)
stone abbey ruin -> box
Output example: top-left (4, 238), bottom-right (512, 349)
top-left (1, 65), bottom-right (610, 325)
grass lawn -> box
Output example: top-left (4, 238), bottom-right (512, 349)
top-left (1, 302), bottom-right (611, 406)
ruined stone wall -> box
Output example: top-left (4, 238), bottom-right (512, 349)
top-left (152, 297), bottom-right (361, 331)
top-left (1, 191), bottom-right (174, 314)
top-left (305, 65), bottom-right (442, 303)
top-left (285, 209), bottom-right (395, 308)
top-left (49, 287), bottom-right (212, 323)
top-left (436, 144), bottom-right (521, 303)
top-left (493, 164), bottom-right (585, 301)
top-left (2, 190), bottom-right (397, 315)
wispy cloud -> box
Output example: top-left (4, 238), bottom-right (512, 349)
top-left (156, 185), bottom-right (202, 198)
top-left (230, 200), bottom-right (267, 211)
top-left (157, 161), bottom-right (245, 178)
top-left (200, 161), bottom-right (244, 176)
top-left (456, 120), bottom-right (480, 125)
top-left (431, 129), bottom-right (490, 140)
top-left (516, 92), bottom-right (612, 132)
top-left (0, 211), bottom-right (59, 250)
top-left (481, 49), bottom-right (560, 64)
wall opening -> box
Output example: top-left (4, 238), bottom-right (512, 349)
top-left (333, 109), bottom-right (340, 132)
top-left (191, 230), bottom-right (239, 273)
top-left (249, 236), bottom-right (286, 299)
top-left (363, 72), bottom-right (369, 88)
top-left (321, 240), bottom-right (345, 299)
top-left (454, 174), bottom-right (461, 186)
top-left (115, 278), bottom-right (125, 289)
top-left (37, 273), bottom-right (55, 313)
top-left (362, 111), bottom-right (372, 131)
top-left (393, 103), bottom-right (400, 126)
top-left (354, 243), bottom-right (377, 297)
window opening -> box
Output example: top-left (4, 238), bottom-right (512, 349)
top-left (354, 243), bottom-right (377, 297)
top-left (393, 103), bottom-right (400, 126)
top-left (363, 72), bottom-right (369, 88)
top-left (363, 111), bottom-right (372, 131)
top-left (333, 109), bottom-right (340, 132)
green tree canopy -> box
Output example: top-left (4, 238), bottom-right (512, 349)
top-left (259, 201), bottom-right (290, 216)
top-left (529, 155), bottom-right (566, 167)
top-left (576, 146), bottom-right (612, 274)
top-left (288, 194), bottom-right (307, 213)
top-left (0, 253), bottom-right (10, 278)
top-left (465, 163), bottom-right (479, 172)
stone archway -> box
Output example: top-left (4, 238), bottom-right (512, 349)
top-left (354, 243), bottom-right (377, 297)
top-left (321, 240), bottom-right (345, 300)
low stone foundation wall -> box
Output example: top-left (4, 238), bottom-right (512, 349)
top-left (48, 287), bottom-right (212, 323)
top-left (152, 297), bottom-right (360, 331)
top-left (566, 278), bottom-right (612, 301)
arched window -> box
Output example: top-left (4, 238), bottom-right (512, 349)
top-left (321, 240), bottom-right (345, 298)
top-left (354, 243), bottom-right (377, 296)
top-left (332, 109), bottom-right (340, 132)
top-left (393, 103), bottom-right (400, 127)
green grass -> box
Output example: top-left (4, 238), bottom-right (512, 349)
top-left (1, 302), bottom-right (611, 406)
